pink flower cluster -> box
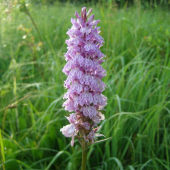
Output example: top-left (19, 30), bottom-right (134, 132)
top-left (60, 7), bottom-right (107, 146)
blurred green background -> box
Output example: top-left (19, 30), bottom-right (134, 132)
top-left (0, 0), bottom-right (170, 169)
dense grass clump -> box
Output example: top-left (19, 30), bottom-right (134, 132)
top-left (0, 1), bottom-right (170, 170)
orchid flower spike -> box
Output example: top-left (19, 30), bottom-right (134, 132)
top-left (60, 7), bottom-right (107, 147)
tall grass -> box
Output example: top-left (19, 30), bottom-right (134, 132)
top-left (0, 1), bottom-right (170, 170)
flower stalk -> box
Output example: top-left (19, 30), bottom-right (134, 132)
top-left (81, 140), bottom-right (88, 170)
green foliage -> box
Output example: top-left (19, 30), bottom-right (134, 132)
top-left (0, 1), bottom-right (170, 170)
top-left (0, 129), bottom-right (5, 170)
top-left (28, 0), bottom-right (170, 8)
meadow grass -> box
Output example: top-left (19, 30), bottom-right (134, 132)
top-left (0, 1), bottom-right (170, 170)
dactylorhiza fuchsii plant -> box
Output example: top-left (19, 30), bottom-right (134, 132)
top-left (60, 7), bottom-right (107, 170)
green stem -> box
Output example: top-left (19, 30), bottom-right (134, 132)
top-left (22, 3), bottom-right (46, 54)
top-left (81, 140), bottom-right (88, 170)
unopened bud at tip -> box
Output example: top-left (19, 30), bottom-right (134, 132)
top-left (75, 11), bottom-right (80, 18)
top-left (81, 7), bottom-right (86, 19)
top-left (82, 7), bottom-right (86, 13)
top-left (87, 8), bottom-right (92, 17)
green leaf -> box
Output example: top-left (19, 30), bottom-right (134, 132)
top-left (45, 151), bottom-right (71, 170)
top-left (0, 128), bottom-right (5, 162)
top-left (108, 157), bottom-right (124, 170)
